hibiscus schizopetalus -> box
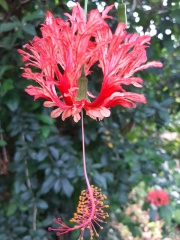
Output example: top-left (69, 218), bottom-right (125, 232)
top-left (18, 3), bottom-right (162, 123)
top-left (18, 3), bottom-right (163, 240)
top-left (146, 189), bottom-right (170, 206)
top-left (48, 186), bottom-right (109, 239)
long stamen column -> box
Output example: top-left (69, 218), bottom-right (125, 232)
top-left (48, 111), bottom-right (109, 239)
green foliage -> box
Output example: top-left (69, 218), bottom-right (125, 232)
top-left (0, 0), bottom-right (179, 239)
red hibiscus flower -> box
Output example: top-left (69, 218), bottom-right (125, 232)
top-left (18, 3), bottom-right (162, 122)
top-left (146, 189), bottom-right (170, 206)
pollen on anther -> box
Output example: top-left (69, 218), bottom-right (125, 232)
top-left (48, 186), bottom-right (109, 239)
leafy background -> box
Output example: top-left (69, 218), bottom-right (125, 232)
top-left (0, 0), bottom-right (179, 239)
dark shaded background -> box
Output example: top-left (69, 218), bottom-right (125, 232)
top-left (0, 0), bottom-right (180, 239)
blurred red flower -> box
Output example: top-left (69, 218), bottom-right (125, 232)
top-left (18, 3), bottom-right (162, 122)
top-left (146, 189), bottom-right (170, 206)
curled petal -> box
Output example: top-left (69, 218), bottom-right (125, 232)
top-left (25, 86), bottom-right (50, 100)
top-left (74, 113), bottom-right (81, 123)
top-left (62, 109), bottom-right (73, 121)
top-left (119, 77), bottom-right (143, 88)
top-left (44, 101), bottom-right (57, 107)
top-left (104, 92), bottom-right (146, 108)
top-left (101, 4), bottom-right (114, 19)
top-left (45, 11), bottom-right (54, 25)
top-left (50, 108), bottom-right (64, 118)
top-left (19, 3), bottom-right (163, 122)
top-left (135, 61), bottom-right (163, 72)
top-left (100, 106), bottom-right (111, 117)
top-left (86, 107), bottom-right (110, 120)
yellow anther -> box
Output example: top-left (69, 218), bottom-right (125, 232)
top-left (74, 225), bottom-right (78, 229)
top-left (100, 227), bottom-right (103, 230)
top-left (104, 130), bottom-right (110, 135)
top-left (96, 234), bottom-right (99, 237)
top-left (106, 136), bottom-right (111, 141)
top-left (105, 205), bottom-right (109, 208)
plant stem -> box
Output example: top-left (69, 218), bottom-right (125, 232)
top-left (81, 110), bottom-right (90, 190)
top-left (0, 122), bottom-right (8, 174)
top-left (81, 110), bottom-right (95, 218)
top-left (84, 0), bottom-right (88, 17)
top-left (23, 134), bottom-right (37, 231)
top-left (24, 157), bottom-right (37, 231)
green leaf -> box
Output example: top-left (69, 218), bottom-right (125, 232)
top-left (49, 146), bottom-right (59, 159)
top-left (0, 22), bottom-right (20, 33)
top-left (54, 178), bottom-right (62, 193)
top-left (174, 209), bottom-right (180, 224)
top-left (160, 98), bottom-right (173, 107)
top-left (4, 93), bottom-right (20, 111)
top-left (22, 236), bottom-right (31, 240)
top-left (171, 9), bottom-right (180, 24)
top-left (37, 114), bottom-right (55, 125)
top-left (159, 205), bottom-right (172, 224)
top-left (22, 10), bottom-right (44, 22)
top-left (0, 139), bottom-right (7, 146)
top-left (6, 202), bottom-right (17, 216)
top-left (21, 192), bottom-right (31, 201)
top-left (1, 79), bottom-right (14, 96)
top-left (22, 23), bottom-right (36, 36)
top-left (2, 34), bottom-right (17, 49)
top-left (32, 229), bottom-right (47, 237)
top-left (40, 175), bottom-right (56, 194)
top-left (0, 65), bottom-right (14, 77)
top-left (118, 191), bottom-right (128, 203)
top-left (128, 172), bottom-right (142, 183)
top-left (37, 199), bottom-right (48, 209)
top-left (0, 234), bottom-right (8, 240)
top-left (93, 171), bottom-right (107, 189)
top-left (102, 172), bottom-right (114, 182)
top-left (0, 0), bottom-right (9, 11)
top-left (37, 149), bottom-right (48, 162)
top-left (14, 226), bottom-right (27, 234)
top-left (62, 178), bottom-right (74, 197)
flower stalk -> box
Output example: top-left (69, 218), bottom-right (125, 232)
top-left (118, 0), bottom-right (127, 24)
top-left (48, 110), bottom-right (109, 239)
top-left (81, 110), bottom-right (91, 190)
top-left (84, 0), bottom-right (88, 17)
